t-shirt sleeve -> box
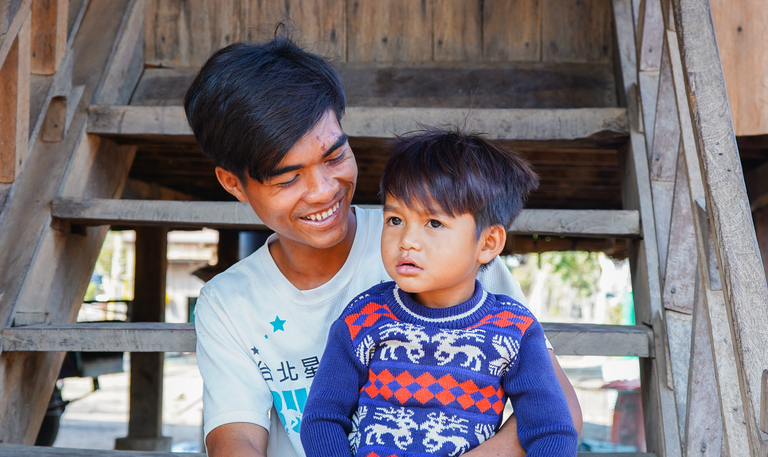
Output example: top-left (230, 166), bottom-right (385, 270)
top-left (195, 287), bottom-right (274, 442)
top-left (502, 319), bottom-right (578, 456)
top-left (301, 319), bottom-right (368, 457)
top-left (477, 258), bottom-right (553, 349)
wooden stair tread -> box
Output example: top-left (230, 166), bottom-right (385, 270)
top-left (86, 105), bottom-right (628, 143)
top-left (131, 63), bottom-right (619, 109)
top-left (0, 444), bottom-right (654, 456)
top-left (52, 198), bottom-right (641, 238)
top-left (0, 444), bottom-right (204, 456)
top-left (2, 322), bottom-right (652, 357)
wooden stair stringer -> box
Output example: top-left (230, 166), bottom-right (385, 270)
top-left (0, 0), bottom-right (144, 445)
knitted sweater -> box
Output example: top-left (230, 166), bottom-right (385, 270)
top-left (301, 281), bottom-right (578, 457)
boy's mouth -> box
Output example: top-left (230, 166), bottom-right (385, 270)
top-left (396, 257), bottom-right (422, 274)
top-left (301, 201), bottom-right (341, 222)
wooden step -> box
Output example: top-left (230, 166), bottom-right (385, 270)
top-left (0, 443), bottom-right (203, 456)
top-left (0, 443), bottom-right (655, 457)
top-left (51, 198), bottom-right (641, 238)
top-left (86, 104), bottom-right (628, 143)
top-left (2, 322), bottom-right (652, 357)
top-left (131, 63), bottom-right (619, 109)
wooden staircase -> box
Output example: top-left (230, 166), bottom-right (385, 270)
top-left (0, 0), bottom-right (766, 456)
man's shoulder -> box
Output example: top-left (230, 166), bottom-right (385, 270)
top-left (199, 249), bottom-right (263, 301)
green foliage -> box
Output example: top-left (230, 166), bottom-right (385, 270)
top-left (84, 282), bottom-right (99, 302)
top-left (541, 251), bottom-right (601, 299)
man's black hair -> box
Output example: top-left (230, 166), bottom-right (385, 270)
top-left (380, 127), bottom-right (539, 235)
top-left (184, 33), bottom-right (345, 182)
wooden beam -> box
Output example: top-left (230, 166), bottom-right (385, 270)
top-left (0, 0), bottom-right (141, 444)
top-left (2, 323), bottom-right (196, 352)
top-left (665, 25), bottom-right (751, 456)
top-left (0, 0), bottom-right (31, 69)
top-left (30, 0), bottom-right (67, 75)
top-left (613, 1), bottom-right (683, 455)
top-left (1, 322), bottom-right (652, 357)
top-left (132, 62), bottom-right (619, 109)
top-left (0, 9), bottom-right (30, 183)
top-left (672, 0), bottom-right (768, 453)
top-left (86, 105), bottom-right (629, 142)
top-left (51, 198), bottom-right (642, 238)
top-left (0, 443), bottom-right (203, 456)
top-left (116, 226), bottom-right (171, 451)
top-left (661, 144), bottom-right (695, 314)
top-left (683, 268), bottom-right (722, 456)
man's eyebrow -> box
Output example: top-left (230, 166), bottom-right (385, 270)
top-left (267, 134), bottom-right (349, 179)
top-left (322, 133), bottom-right (349, 158)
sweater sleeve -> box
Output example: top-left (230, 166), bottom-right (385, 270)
top-left (301, 318), bottom-right (369, 457)
top-left (503, 319), bottom-right (578, 456)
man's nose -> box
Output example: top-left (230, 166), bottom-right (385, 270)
top-left (305, 167), bottom-right (338, 201)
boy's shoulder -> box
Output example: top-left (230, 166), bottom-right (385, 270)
top-left (489, 293), bottom-right (536, 317)
top-left (467, 292), bottom-right (541, 337)
top-left (338, 281), bottom-right (396, 319)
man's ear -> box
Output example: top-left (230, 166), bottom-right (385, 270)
top-left (215, 167), bottom-right (249, 203)
top-left (477, 225), bottom-right (507, 265)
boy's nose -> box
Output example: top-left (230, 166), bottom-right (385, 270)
top-left (399, 228), bottom-right (422, 251)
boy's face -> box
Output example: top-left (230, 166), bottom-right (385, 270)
top-left (217, 110), bottom-right (357, 251)
top-left (381, 196), bottom-right (491, 309)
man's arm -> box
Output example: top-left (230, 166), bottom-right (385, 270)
top-left (207, 423), bottom-right (268, 457)
top-left (463, 350), bottom-right (582, 457)
top-left (550, 349), bottom-right (583, 434)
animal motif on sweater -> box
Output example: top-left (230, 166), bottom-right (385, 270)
top-left (378, 322), bottom-right (430, 363)
top-left (433, 328), bottom-right (486, 371)
top-left (364, 407), bottom-right (418, 450)
top-left (420, 412), bottom-right (471, 457)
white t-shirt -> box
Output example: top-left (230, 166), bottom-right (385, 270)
top-left (195, 207), bottom-right (533, 457)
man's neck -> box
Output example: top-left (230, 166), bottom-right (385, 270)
top-left (268, 209), bottom-right (358, 290)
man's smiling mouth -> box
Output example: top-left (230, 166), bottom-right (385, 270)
top-left (302, 201), bottom-right (341, 222)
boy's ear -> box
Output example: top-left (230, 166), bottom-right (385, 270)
top-left (215, 167), bottom-right (249, 203)
top-left (477, 225), bottom-right (507, 265)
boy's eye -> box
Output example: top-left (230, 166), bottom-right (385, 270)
top-left (386, 216), bottom-right (403, 226)
top-left (428, 220), bottom-right (444, 229)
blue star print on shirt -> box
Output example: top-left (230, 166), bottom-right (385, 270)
top-left (270, 316), bottom-right (286, 332)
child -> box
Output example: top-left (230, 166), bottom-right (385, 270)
top-left (300, 128), bottom-right (578, 457)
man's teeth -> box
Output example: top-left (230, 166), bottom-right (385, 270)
top-left (307, 202), bottom-right (340, 221)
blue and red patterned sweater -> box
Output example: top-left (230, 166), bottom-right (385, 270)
top-left (301, 281), bottom-right (578, 457)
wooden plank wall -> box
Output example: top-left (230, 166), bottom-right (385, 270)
top-left (144, 0), bottom-right (614, 66)
top-left (710, 0), bottom-right (768, 136)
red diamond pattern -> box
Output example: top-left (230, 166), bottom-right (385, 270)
top-left (366, 453), bottom-right (397, 457)
top-left (467, 310), bottom-right (534, 335)
top-left (344, 302), bottom-right (398, 340)
top-left (362, 369), bottom-right (505, 414)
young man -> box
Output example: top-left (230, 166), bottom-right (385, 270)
top-left (300, 128), bottom-right (578, 457)
top-left (184, 35), bottom-right (582, 457)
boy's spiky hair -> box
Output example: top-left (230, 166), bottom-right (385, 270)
top-left (380, 127), bottom-right (539, 234)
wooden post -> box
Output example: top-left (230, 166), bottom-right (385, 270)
top-left (671, 0), bottom-right (768, 453)
top-left (613, 1), bottom-right (683, 455)
top-left (30, 0), bottom-right (67, 75)
top-left (115, 227), bottom-right (172, 451)
top-left (0, 10), bottom-right (30, 183)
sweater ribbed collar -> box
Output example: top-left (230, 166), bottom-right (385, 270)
top-left (386, 280), bottom-right (494, 329)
